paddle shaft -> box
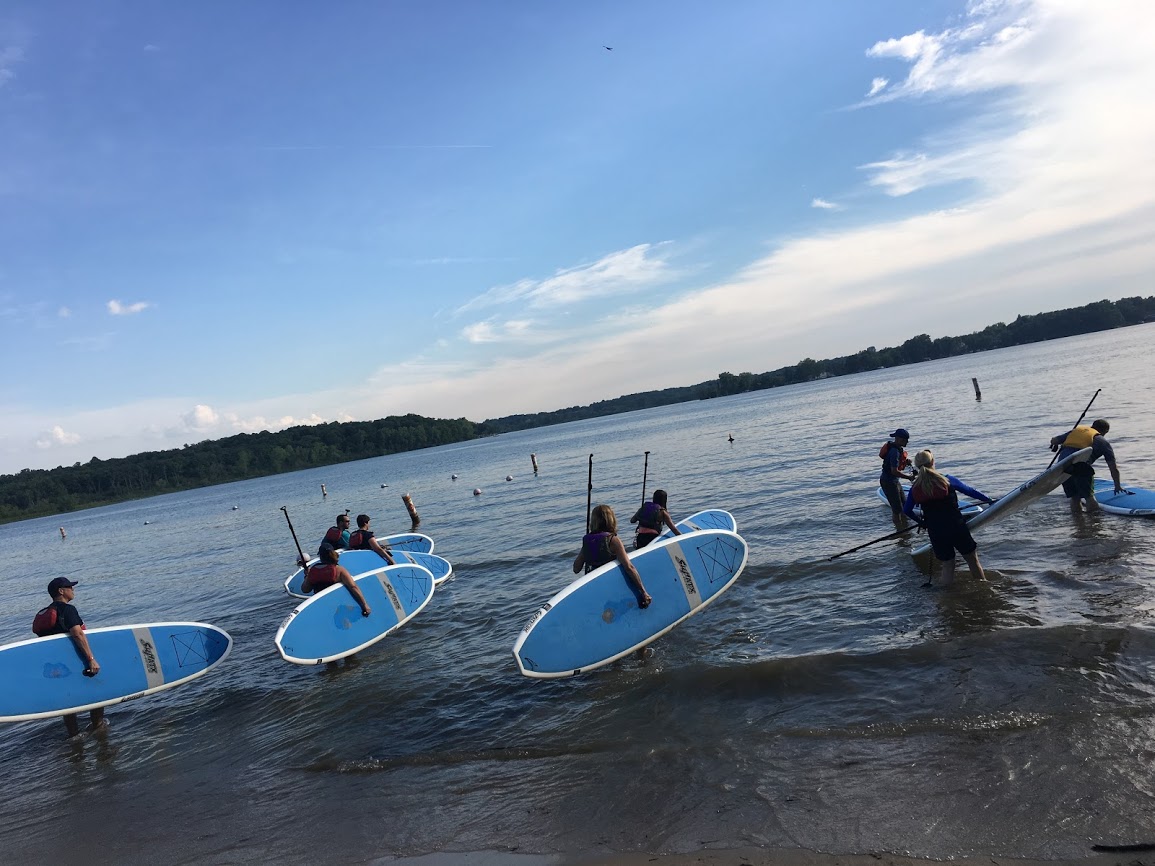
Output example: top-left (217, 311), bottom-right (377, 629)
top-left (640, 451), bottom-right (650, 506)
top-left (281, 506), bottom-right (309, 567)
top-left (829, 524), bottom-right (918, 560)
top-left (1047, 388), bottom-right (1101, 468)
top-left (585, 454), bottom-right (594, 534)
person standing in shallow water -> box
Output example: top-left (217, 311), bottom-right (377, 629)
top-left (879, 428), bottom-right (915, 535)
top-left (573, 504), bottom-right (652, 609)
top-left (630, 489), bottom-right (681, 550)
top-left (35, 577), bottom-right (105, 738)
top-left (903, 450), bottom-right (995, 587)
top-left (1050, 419), bottom-right (1123, 514)
top-left (301, 544), bottom-right (372, 616)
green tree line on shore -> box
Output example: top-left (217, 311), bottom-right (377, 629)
top-left (3, 296), bottom-right (1152, 524)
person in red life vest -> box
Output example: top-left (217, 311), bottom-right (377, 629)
top-left (346, 514), bottom-right (395, 565)
top-left (1049, 419), bottom-right (1123, 513)
top-left (902, 450), bottom-right (995, 587)
top-left (35, 577), bottom-right (105, 738)
top-left (319, 512), bottom-right (351, 552)
top-left (573, 504), bottom-right (652, 609)
top-left (629, 489), bottom-right (681, 550)
top-left (879, 428), bottom-right (916, 535)
top-left (300, 544), bottom-right (372, 617)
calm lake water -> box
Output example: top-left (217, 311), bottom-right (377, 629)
top-left (2, 324), bottom-right (1154, 864)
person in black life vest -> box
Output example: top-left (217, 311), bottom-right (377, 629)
top-left (319, 513), bottom-right (351, 552)
top-left (573, 504), bottom-right (652, 609)
top-left (300, 544), bottom-right (372, 616)
top-left (902, 450), bottom-right (995, 587)
top-left (37, 577), bottom-right (105, 738)
top-left (630, 489), bottom-right (681, 550)
top-left (879, 428), bottom-right (916, 534)
top-left (1049, 419), bottom-right (1123, 514)
top-left (347, 514), bottom-right (395, 565)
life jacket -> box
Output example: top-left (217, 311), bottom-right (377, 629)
top-left (32, 602), bottom-right (80, 637)
top-left (1061, 425), bottom-right (1098, 450)
top-left (911, 479), bottom-right (959, 516)
top-left (880, 441), bottom-right (910, 470)
top-left (347, 529), bottom-right (372, 550)
top-left (582, 531), bottom-right (614, 570)
top-left (636, 501), bottom-right (663, 534)
top-left (306, 563), bottom-right (339, 592)
top-left (322, 526), bottom-right (345, 547)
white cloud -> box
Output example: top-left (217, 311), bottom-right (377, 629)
top-left (107, 299), bottom-right (151, 315)
top-left (461, 318), bottom-right (539, 344)
top-left (182, 404), bottom-right (220, 430)
top-left (35, 425), bottom-right (81, 450)
top-left (867, 77), bottom-right (889, 97)
top-left (456, 243), bottom-right (675, 313)
top-left (0, 45), bottom-right (23, 89)
top-left (811, 198), bottom-right (841, 210)
top-left (58, 306), bottom-right (71, 318)
top-left (462, 321), bottom-right (497, 343)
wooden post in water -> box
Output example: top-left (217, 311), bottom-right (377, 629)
top-left (402, 493), bottom-right (420, 527)
top-left (530, 453), bottom-right (539, 474)
top-left (972, 378), bottom-right (982, 401)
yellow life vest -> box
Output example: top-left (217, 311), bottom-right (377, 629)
top-left (1062, 424), bottom-right (1098, 449)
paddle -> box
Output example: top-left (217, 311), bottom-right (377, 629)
top-left (828, 524), bottom-right (920, 560)
top-left (585, 454), bottom-right (594, 533)
top-left (639, 451), bottom-right (650, 506)
top-left (1047, 388), bottom-right (1101, 468)
top-left (280, 506), bottom-right (309, 570)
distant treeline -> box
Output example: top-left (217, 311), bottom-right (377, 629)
top-left (3, 296), bottom-right (1152, 524)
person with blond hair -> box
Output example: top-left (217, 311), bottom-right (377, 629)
top-left (902, 450), bottom-right (995, 586)
top-left (573, 504), bottom-right (652, 609)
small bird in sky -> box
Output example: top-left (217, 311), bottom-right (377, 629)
top-left (603, 45), bottom-right (613, 51)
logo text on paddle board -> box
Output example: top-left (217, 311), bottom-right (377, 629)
top-left (385, 583), bottom-right (401, 608)
top-left (523, 603), bottom-right (551, 633)
top-left (140, 639), bottom-right (159, 675)
top-left (675, 555), bottom-right (697, 597)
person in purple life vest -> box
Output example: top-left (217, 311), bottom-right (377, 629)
top-left (629, 489), bottom-right (681, 550)
top-left (902, 450), bottom-right (995, 587)
top-left (36, 577), bottom-right (105, 738)
top-left (346, 514), bottom-right (395, 565)
top-left (573, 504), bottom-right (652, 609)
top-left (300, 545), bottom-right (372, 617)
top-left (319, 512), bottom-right (351, 553)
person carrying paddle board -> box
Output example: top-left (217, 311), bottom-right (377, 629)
top-left (300, 544), bottom-right (372, 617)
top-left (573, 504), bottom-right (652, 609)
top-left (630, 489), bottom-right (681, 550)
top-left (347, 514), bottom-right (395, 565)
top-left (33, 577), bottom-right (106, 738)
top-left (879, 428), bottom-right (915, 535)
top-left (902, 450), bottom-right (995, 588)
top-left (319, 512), bottom-right (352, 552)
top-left (1049, 419), bottom-right (1123, 514)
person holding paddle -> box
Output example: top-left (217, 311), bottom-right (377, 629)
top-left (902, 450), bottom-right (995, 587)
top-left (347, 514), bottom-right (395, 564)
top-left (1050, 419), bottom-right (1123, 513)
top-left (301, 544), bottom-right (371, 617)
top-left (573, 504), bottom-right (652, 609)
top-left (630, 489), bottom-right (681, 549)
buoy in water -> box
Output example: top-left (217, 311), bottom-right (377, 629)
top-left (380, 483), bottom-right (387, 488)
top-left (473, 488), bottom-right (482, 496)
top-left (505, 475), bottom-right (513, 481)
top-left (232, 505), bottom-right (239, 510)
top-left (451, 474), bottom-right (459, 480)
top-left (144, 521), bottom-right (150, 525)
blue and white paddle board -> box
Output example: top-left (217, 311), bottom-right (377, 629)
top-left (285, 548), bottom-right (452, 597)
top-left (0, 623), bottom-right (232, 722)
top-left (657, 508), bottom-right (737, 541)
top-left (284, 531), bottom-right (435, 592)
top-left (275, 563), bottom-right (435, 665)
top-left (877, 485), bottom-right (985, 517)
top-left (1093, 479), bottom-right (1155, 516)
top-left (513, 529), bottom-right (749, 678)
top-left (912, 447), bottom-right (1093, 556)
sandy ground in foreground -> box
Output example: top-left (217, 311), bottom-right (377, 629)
top-left (566, 849), bottom-right (1155, 866)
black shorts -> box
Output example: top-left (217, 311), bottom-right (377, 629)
top-left (1061, 462), bottom-right (1095, 499)
top-left (635, 531), bottom-right (659, 550)
top-left (928, 522), bottom-right (978, 561)
top-left (880, 478), bottom-right (904, 514)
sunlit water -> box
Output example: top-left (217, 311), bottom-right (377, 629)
top-left (2, 324), bottom-right (1154, 863)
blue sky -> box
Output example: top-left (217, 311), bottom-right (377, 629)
top-left (2, 0), bottom-right (1153, 473)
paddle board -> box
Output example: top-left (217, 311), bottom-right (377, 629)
top-left (912, 447), bottom-right (1093, 556)
top-left (285, 548), bottom-right (452, 597)
top-left (1093, 479), bottom-right (1155, 516)
top-left (275, 563), bottom-right (435, 665)
top-left (0, 623), bottom-right (232, 722)
top-left (284, 532), bottom-right (435, 591)
top-left (656, 508), bottom-right (737, 540)
top-left (513, 529), bottom-right (749, 678)
top-left (877, 485), bottom-right (985, 517)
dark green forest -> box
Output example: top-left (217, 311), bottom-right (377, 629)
top-left (3, 296), bottom-right (1153, 524)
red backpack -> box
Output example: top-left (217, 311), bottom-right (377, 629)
top-left (32, 605), bottom-right (59, 637)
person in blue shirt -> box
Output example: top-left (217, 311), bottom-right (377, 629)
top-left (879, 428), bottom-right (915, 534)
top-left (903, 450), bottom-right (995, 587)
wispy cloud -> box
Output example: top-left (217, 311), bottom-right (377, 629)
top-left (811, 198), bottom-right (841, 210)
top-left (107, 299), bottom-right (151, 315)
top-left (867, 77), bottom-right (889, 97)
top-left (460, 318), bottom-right (537, 344)
top-left (58, 307), bottom-right (71, 318)
top-left (36, 425), bottom-right (80, 449)
top-left (456, 243), bottom-right (676, 313)
top-left (0, 44), bottom-right (24, 89)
